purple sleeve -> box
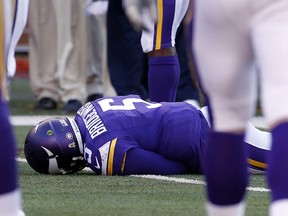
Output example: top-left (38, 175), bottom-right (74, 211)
top-left (122, 147), bottom-right (189, 175)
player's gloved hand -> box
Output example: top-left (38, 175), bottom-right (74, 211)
top-left (122, 0), bottom-right (157, 32)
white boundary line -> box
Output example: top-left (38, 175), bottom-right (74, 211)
top-left (17, 158), bottom-right (269, 192)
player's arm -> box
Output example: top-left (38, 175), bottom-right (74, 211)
top-left (122, 147), bottom-right (189, 175)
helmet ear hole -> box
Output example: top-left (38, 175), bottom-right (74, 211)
top-left (24, 117), bottom-right (85, 174)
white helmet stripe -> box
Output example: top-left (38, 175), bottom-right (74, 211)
top-left (67, 117), bottom-right (84, 154)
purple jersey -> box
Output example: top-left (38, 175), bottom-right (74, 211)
top-left (74, 95), bottom-right (209, 175)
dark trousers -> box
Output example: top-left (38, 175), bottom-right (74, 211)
top-left (107, 0), bottom-right (148, 100)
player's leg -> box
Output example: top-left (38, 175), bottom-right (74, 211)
top-left (123, 148), bottom-right (189, 175)
top-left (141, 0), bottom-right (189, 102)
top-left (251, 2), bottom-right (288, 214)
top-left (193, 0), bottom-right (256, 215)
top-left (0, 0), bottom-right (26, 215)
top-left (0, 92), bottom-right (24, 216)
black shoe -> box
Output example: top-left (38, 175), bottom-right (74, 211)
top-left (35, 97), bottom-right (57, 110)
top-left (62, 100), bottom-right (82, 113)
top-left (86, 93), bottom-right (103, 102)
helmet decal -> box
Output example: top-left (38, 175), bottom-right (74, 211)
top-left (47, 130), bottom-right (53, 136)
top-left (68, 142), bottom-right (76, 148)
top-left (41, 146), bottom-right (60, 174)
top-left (66, 132), bottom-right (73, 140)
top-left (34, 124), bottom-right (39, 133)
top-left (67, 117), bottom-right (84, 154)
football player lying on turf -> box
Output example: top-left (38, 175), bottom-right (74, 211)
top-left (24, 95), bottom-right (270, 175)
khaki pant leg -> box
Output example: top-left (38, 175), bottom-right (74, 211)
top-left (86, 14), bottom-right (116, 97)
top-left (86, 14), bottom-right (104, 97)
top-left (55, 0), bottom-right (87, 103)
top-left (28, 0), bottom-right (59, 101)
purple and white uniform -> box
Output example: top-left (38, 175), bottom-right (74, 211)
top-left (74, 95), bottom-right (270, 175)
top-left (75, 95), bottom-right (209, 175)
top-left (141, 0), bottom-right (189, 53)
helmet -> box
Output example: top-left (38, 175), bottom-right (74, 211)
top-left (24, 117), bottom-right (86, 174)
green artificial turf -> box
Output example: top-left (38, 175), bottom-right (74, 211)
top-left (12, 78), bottom-right (270, 216)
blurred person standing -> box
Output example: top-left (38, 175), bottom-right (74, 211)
top-left (193, 0), bottom-right (288, 215)
top-left (84, 0), bottom-right (117, 102)
top-left (28, 0), bottom-right (87, 113)
top-left (0, 0), bottom-right (28, 215)
top-left (107, 0), bottom-right (149, 100)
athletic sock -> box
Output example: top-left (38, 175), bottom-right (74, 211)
top-left (268, 122), bottom-right (288, 202)
top-left (148, 55), bottom-right (180, 102)
top-left (203, 131), bottom-right (248, 215)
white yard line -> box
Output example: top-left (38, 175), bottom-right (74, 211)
top-left (131, 174), bottom-right (205, 185)
top-left (11, 115), bottom-right (268, 128)
top-left (10, 115), bottom-right (74, 126)
top-left (17, 158), bottom-right (269, 192)
top-left (132, 174), bottom-right (270, 192)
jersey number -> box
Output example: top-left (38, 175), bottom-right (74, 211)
top-left (97, 98), bottom-right (161, 112)
top-left (84, 146), bottom-right (100, 169)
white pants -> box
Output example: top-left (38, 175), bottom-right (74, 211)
top-left (194, 0), bottom-right (288, 131)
